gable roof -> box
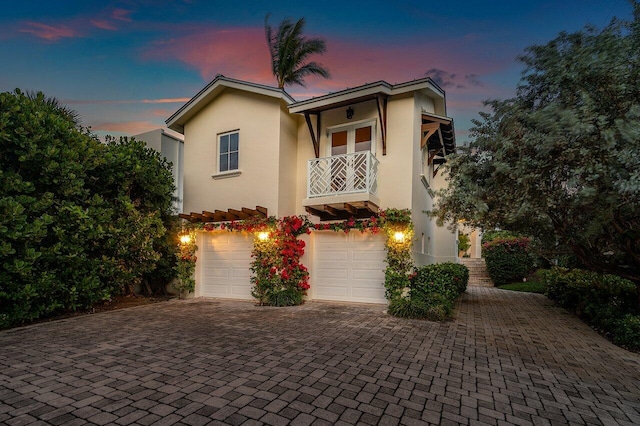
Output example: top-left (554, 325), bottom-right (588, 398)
top-left (288, 77), bottom-right (445, 114)
top-left (166, 75), bottom-right (296, 134)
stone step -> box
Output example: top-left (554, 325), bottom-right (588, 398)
top-left (460, 258), bottom-right (494, 287)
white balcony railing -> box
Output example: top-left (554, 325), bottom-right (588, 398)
top-left (307, 151), bottom-right (379, 198)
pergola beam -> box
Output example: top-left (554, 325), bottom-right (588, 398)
top-left (179, 206), bottom-right (268, 224)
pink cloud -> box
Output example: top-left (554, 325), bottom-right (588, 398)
top-left (20, 21), bottom-right (78, 41)
top-left (91, 19), bottom-right (118, 31)
top-left (91, 120), bottom-right (159, 135)
top-left (63, 97), bottom-right (190, 105)
top-left (112, 8), bottom-right (133, 22)
top-left (142, 97), bottom-right (190, 104)
top-left (142, 27), bottom-right (277, 84)
top-left (143, 25), bottom-right (515, 103)
top-left (90, 8), bottom-right (133, 31)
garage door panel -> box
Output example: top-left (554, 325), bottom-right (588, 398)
top-left (232, 267), bottom-right (251, 278)
top-left (352, 268), bottom-right (384, 280)
top-left (352, 250), bottom-right (385, 261)
top-left (312, 232), bottom-right (386, 304)
top-left (316, 285), bottom-right (348, 298)
top-left (204, 267), bottom-right (229, 277)
top-left (316, 249), bottom-right (348, 261)
top-left (316, 268), bottom-right (348, 279)
top-left (352, 286), bottom-right (385, 299)
top-left (200, 232), bottom-right (253, 300)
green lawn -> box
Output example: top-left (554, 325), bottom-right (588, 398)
top-left (498, 282), bottom-right (546, 294)
top-left (498, 269), bottom-right (548, 294)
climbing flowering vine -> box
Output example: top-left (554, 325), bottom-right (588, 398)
top-left (174, 229), bottom-right (197, 298)
top-left (179, 209), bottom-right (413, 305)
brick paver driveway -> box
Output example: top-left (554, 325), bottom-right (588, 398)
top-left (1, 287), bottom-right (639, 426)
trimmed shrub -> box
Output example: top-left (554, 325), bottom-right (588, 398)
top-left (388, 294), bottom-right (453, 321)
top-left (387, 262), bottom-right (468, 321)
top-left (613, 315), bottom-right (640, 351)
top-left (0, 91), bottom-right (176, 328)
top-left (482, 230), bottom-right (518, 243)
top-left (483, 237), bottom-right (535, 286)
top-left (543, 268), bottom-right (639, 350)
top-left (267, 287), bottom-right (304, 307)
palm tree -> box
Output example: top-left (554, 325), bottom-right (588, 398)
top-left (265, 15), bottom-right (330, 89)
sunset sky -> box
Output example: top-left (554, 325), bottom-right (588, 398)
top-left (0, 0), bottom-right (633, 143)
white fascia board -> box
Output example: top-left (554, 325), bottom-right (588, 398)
top-left (289, 81), bottom-right (393, 113)
top-left (288, 77), bottom-right (446, 114)
top-left (166, 76), bottom-right (295, 133)
top-left (422, 111), bottom-right (454, 123)
top-left (390, 78), bottom-right (445, 98)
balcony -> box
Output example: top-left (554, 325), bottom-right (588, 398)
top-left (304, 151), bottom-right (380, 220)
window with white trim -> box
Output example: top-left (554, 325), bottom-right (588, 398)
top-left (218, 131), bottom-right (239, 173)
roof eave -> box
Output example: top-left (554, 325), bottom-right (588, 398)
top-left (288, 77), bottom-right (445, 114)
top-left (166, 75), bottom-right (295, 134)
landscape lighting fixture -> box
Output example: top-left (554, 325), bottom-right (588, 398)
top-left (346, 106), bottom-right (354, 119)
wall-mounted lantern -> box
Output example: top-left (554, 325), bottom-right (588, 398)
top-left (257, 232), bottom-right (270, 241)
top-left (393, 231), bottom-right (405, 243)
top-left (346, 106), bottom-right (354, 119)
top-left (179, 232), bottom-right (192, 245)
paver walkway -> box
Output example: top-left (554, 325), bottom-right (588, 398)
top-left (1, 287), bottom-right (639, 425)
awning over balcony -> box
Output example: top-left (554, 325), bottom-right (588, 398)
top-left (289, 78), bottom-right (446, 158)
top-left (422, 113), bottom-right (456, 176)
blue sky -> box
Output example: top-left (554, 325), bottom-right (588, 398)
top-left (0, 0), bottom-right (632, 143)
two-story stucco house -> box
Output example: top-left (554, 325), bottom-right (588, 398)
top-left (166, 75), bottom-right (457, 304)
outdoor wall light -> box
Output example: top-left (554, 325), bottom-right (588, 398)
top-left (179, 233), bottom-right (192, 245)
top-left (346, 106), bottom-right (354, 119)
top-left (394, 231), bottom-right (405, 243)
top-left (257, 232), bottom-right (270, 241)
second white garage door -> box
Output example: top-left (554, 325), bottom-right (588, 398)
top-left (312, 231), bottom-right (387, 304)
top-left (199, 231), bottom-right (253, 299)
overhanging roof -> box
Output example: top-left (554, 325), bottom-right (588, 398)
top-left (288, 77), bottom-right (445, 114)
top-left (422, 112), bottom-right (456, 156)
top-left (166, 75), bottom-right (296, 134)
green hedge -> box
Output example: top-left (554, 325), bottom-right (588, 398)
top-left (543, 268), bottom-right (640, 351)
top-left (483, 237), bottom-right (535, 286)
top-left (388, 262), bottom-right (468, 321)
top-left (0, 90), bottom-right (176, 329)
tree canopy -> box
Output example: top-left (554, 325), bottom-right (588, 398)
top-left (265, 15), bottom-right (330, 88)
top-left (432, 2), bottom-right (640, 289)
top-left (0, 90), bottom-right (177, 327)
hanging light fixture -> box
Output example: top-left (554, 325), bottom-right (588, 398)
top-left (346, 106), bottom-right (354, 119)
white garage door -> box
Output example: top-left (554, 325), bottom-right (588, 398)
top-left (312, 231), bottom-right (387, 304)
top-left (200, 232), bottom-right (253, 299)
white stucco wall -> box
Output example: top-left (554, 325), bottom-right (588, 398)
top-left (182, 89), bottom-right (287, 217)
top-left (277, 104), bottom-right (300, 217)
top-left (410, 93), bottom-right (457, 266)
top-left (134, 129), bottom-right (184, 213)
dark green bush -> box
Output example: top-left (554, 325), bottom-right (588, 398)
top-left (387, 262), bottom-right (467, 321)
top-left (613, 315), bottom-right (640, 351)
top-left (411, 262), bottom-right (469, 301)
top-left (483, 237), bottom-right (535, 286)
top-left (543, 268), bottom-right (639, 350)
top-left (388, 294), bottom-right (453, 321)
top-left (267, 288), bottom-right (304, 307)
top-left (482, 230), bottom-right (519, 243)
top-left (0, 90), bottom-right (176, 328)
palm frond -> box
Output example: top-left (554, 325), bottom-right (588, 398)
top-left (264, 15), bottom-right (330, 88)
